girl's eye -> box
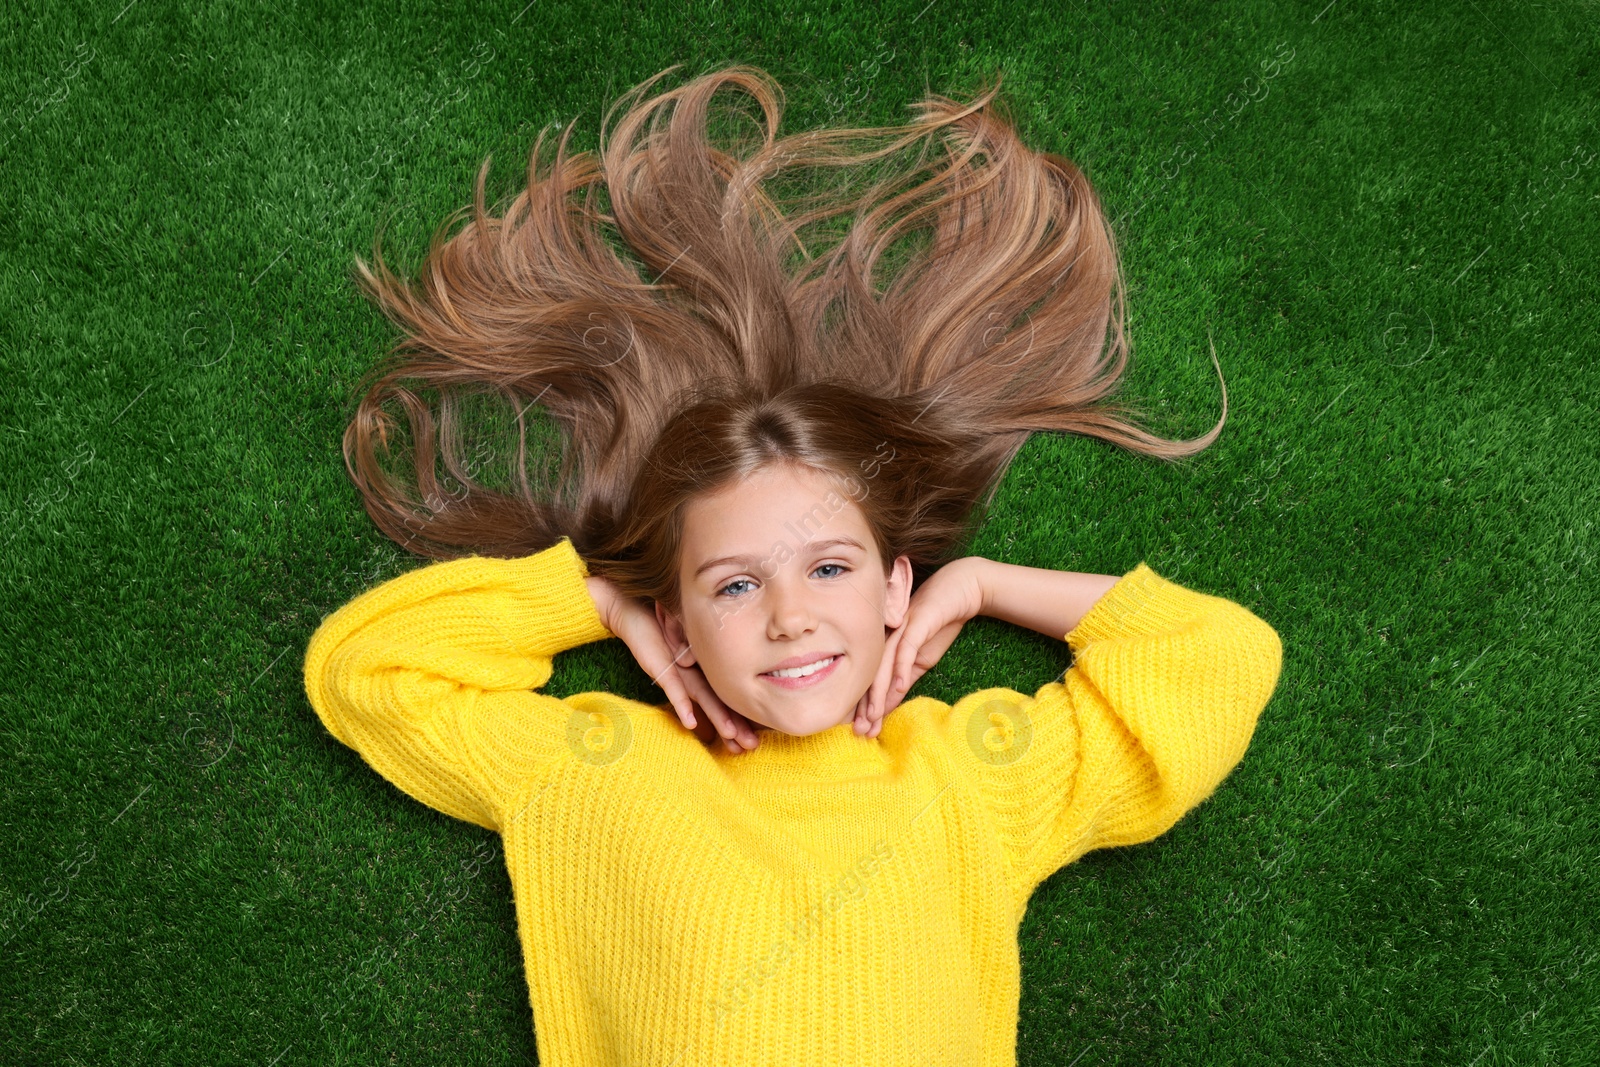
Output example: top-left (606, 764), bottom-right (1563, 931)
top-left (716, 563), bottom-right (849, 597)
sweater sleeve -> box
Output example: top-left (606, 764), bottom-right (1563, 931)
top-left (301, 536), bottom-right (614, 832)
top-left (932, 563), bottom-right (1283, 906)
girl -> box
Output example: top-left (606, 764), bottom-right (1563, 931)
top-left (304, 65), bottom-right (1283, 1066)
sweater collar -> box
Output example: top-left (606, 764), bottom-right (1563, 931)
top-left (722, 718), bottom-right (889, 781)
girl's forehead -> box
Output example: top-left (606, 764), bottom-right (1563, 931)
top-left (681, 463), bottom-right (875, 570)
top-left (693, 461), bottom-right (850, 513)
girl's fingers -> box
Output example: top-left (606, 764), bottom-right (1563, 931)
top-left (684, 669), bottom-right (734, 743)
top-left (615, 609), bottom-right (750, 751)
top-left (878, 630), bottom-right (912, 722)
top-left (681, 666), bottom-right (757, 751)
top-left (871, 625), bottom-right (904, 723)
top-left (656, 668), bottom-right (696, 730)
top-left (889, 618), bottom-right (924, 710)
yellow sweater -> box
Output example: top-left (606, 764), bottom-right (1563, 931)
top-left (302, 536), bottom-right (1283, 1066)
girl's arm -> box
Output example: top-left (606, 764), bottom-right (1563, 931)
top-left (973, 559), bottom-right (1122, 639)
top-left (301, 537), bottom-right (613, 832)
top-left (926, 561), bottom-right (1283, 907)
top-left (866, 558), bottom-right (1121, 722)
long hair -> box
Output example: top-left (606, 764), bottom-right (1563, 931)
top-left (341, 63), bottom-right (1225, 609)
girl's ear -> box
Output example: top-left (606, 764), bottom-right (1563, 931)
top-left (883, 554), bottom-right (913, 630)
top-left (654, 601), bottom-right (699, 667)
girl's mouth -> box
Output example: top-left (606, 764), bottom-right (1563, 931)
top-left (760, 654), bottom-right (843, 690)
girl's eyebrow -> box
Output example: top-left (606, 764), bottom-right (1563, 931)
top-left (693, 536), bottom-right (865, 578)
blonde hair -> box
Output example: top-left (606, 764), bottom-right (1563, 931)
top-left (341, 63), bottom-right (1225, 610)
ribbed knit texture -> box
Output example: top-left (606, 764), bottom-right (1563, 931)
top-left (302, 536), bottom-right (1283, 1066)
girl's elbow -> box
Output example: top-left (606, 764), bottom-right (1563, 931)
top-left (1224, 607), bottom-right (1285, 709)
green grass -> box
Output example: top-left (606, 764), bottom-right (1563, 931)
top-left (2, 0), bottom-right (1595, 1063)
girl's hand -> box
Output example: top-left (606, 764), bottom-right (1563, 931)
top-left (853, 557), bottom-right (989, 738)
top-left (586, 575), bottom-right (761, 753)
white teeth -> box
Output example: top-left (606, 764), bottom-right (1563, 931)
top-left (765, 656), bottom-right (837, 679)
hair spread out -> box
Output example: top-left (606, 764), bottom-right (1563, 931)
top-left (342, 63), bottom-right (1225, 611)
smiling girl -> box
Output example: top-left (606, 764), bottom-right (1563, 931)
top-left (304, 65), bottom-right (1283, 1066)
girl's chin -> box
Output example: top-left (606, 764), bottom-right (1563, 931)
top-left (752, 705), bottom-right (857, 737)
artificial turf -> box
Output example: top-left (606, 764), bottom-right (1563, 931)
top-left (2, 0), bottom-right (1595, 1063)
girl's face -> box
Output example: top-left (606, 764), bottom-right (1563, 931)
top-left (656, 460), bottom-right (912, 737)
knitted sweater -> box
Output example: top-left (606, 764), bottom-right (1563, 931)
top-left (302, 536), bottom-right (1283, 1066)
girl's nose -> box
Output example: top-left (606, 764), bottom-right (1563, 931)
top-left (766, 581), bottom-right (816, 639)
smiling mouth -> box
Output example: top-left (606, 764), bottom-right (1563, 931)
top-left (759, 654), bottom-right (844, 688)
